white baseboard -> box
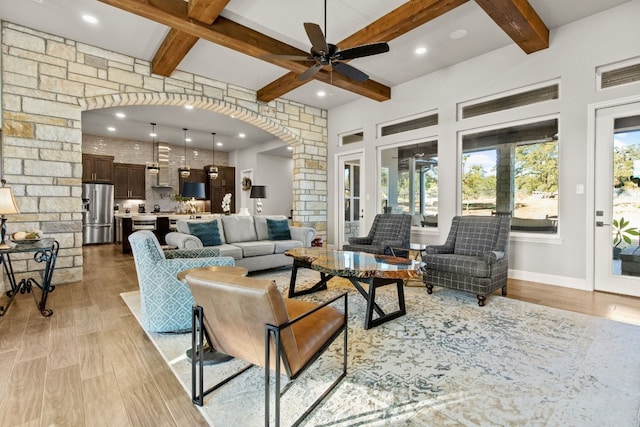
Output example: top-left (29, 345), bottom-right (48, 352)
top-left (509, 269), bottom-right (591, 291)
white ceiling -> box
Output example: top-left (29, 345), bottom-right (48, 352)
top-left (0, 0), bottom-right (632, 152)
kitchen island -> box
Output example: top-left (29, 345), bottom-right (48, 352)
top-left (115, 213), bottom-right (214, 254)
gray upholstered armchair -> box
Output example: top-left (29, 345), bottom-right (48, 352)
top-left (343, 213), bottom-right (412, 258)
top-left (421, 215), bottom-right (511, 306)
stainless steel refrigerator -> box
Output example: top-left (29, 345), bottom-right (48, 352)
top-left (82, 183), bottom-right (114, 245)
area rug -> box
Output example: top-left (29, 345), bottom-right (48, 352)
top-left (121, 268), bottom-right (640, 426)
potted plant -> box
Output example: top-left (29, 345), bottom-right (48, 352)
top-left (613, 217), bottom-right (639, 259)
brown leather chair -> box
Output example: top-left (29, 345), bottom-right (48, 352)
top-left (186, 270), bottom-right (347, 426)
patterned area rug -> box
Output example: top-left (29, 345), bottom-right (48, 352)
top-left (121, 268), bottom-right (640, 426)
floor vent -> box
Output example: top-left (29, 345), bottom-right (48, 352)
top-left (461, 84), bottom-right (559, 119)
top-left (380, 113), bottom-right (438, 137)
top-left (600, 62), bottom-right (640, 89)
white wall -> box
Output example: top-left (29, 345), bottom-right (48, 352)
top-left (327, 0), bottom-right (640, 288)
top-left (232, 139), bottom-right (293, 216)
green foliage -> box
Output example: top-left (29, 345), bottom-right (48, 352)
top-left (170, 194), bottom-right (189, 202)
top-left (515, 142), bottom-right (558, 193)
top-left (613, 217), bottom-right (640, 248)
top-left (613, 141), bottom-right (640, 189)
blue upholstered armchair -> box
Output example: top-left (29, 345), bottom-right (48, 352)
top-left (421, 216), bottom-right (511, 306)
top-left (128, 230), bottom-right (235, 333)
top-left (343, 214), bottom-right (412, 258)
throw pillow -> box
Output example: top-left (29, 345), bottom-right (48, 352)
top-left (188, 221), bottom-right (222, 246)
top-left (267, 219), bottom-right (291, 240)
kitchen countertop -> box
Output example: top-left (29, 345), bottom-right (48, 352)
top-left (114, 212), bottom-right (214, 218)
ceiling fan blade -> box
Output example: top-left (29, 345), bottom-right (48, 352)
top-left (297, 63), bottom-right (323, 81)
top-left (260, 53), bottom-right (313, 61)
top-left (332, 61), bottom-right (369, 82)
top-left (304, 22), bottom-right (328, 54)
top-left (335, 42), bottom-right (390, 60)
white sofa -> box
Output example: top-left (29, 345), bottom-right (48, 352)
top-left (165, 215), bottom-right (316, 272)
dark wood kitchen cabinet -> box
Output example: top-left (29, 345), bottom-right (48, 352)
top-left (82, 153), bottom-right (114, 183)
top-left (209, 166), bottom-right (235, 213)
top-left (114, 163), bottom-right (146, 199)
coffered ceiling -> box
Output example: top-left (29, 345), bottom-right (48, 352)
top-left (0, 0), bottom-right (632, 151)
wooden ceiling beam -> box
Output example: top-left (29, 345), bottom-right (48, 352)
top-left (151, 0), bottom-right (230, 77)
top-left (99, 0), bottom-right (390, 102)
top-left (257, 0), bottom-right (469, 103)
top-left (474, 0), bottom-right (549, 54)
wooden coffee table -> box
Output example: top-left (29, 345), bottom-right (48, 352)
top-left (285, 247), bottom-right (422, 329)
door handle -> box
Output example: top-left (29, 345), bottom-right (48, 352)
top-left (596, 221), bottom-right (611, 227)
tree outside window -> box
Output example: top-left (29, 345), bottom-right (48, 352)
top-left (461, 118), bottom-right (559, 233)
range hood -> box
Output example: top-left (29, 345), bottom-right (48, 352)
top-left (152, 142), bottom-right (172, 188)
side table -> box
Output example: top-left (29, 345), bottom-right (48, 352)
top-left (0, 238), bottom-right (59, 317)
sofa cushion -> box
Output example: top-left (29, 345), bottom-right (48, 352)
top-left (254, 215), bottom-right (288, 241)
top-left (234, 241), bottom-right (275, 257)
top-left (177, 218), bottom-right (226, 244)
top-left (267, 218), bottom-right (291, 240)
top-left (273, 240), bottom-right (303, 254)
top-left (216, 243), bottom-right (243, 260)
top-left (424, 254), bottom-right (491, 277)
top-left (187, 221), bottom-right (222, 246)
top-left (221, 216), bottom-right (257, 243)
top-left (454, 218), bottom-right (500, 256)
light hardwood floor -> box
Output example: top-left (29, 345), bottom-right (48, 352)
top-left (1, 244), bottom-right (639, 426)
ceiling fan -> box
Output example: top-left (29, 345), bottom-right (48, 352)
top-left (263, 1), bottom-right (389, 82)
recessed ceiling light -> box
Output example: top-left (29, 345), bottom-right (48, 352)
top-left (317, 90), bottom-right (326, 97)
top-left (149, 132), bottom-right (157, 138)
top-left (449, 29), bottom-right (468, 40)
top-left (287, 146), bottom-right (293, 151)
top-left (185, 137), bottom-right (192, 142)
top-left (238, 133), bottom-right (246, 138)
top-left (230, 115), bottom-right (236, 119)
top-left (216, 142), bottom-right (223, 147)
top-left (82, 15), bottom-right (98, 25)
top-left (107, 126), bottom-right (116, 132)
top-left (415, 46), bottom-right (427, 55)
top-left (115, 112), bottom-right (125, 119)
top-left (184, 105), bottom-right (194, 110)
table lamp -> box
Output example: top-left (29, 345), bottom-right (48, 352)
top-left (182, 182), bottom-right (205, 217)
top-left (0, 180), bottom-right (20, 249)
top-left (250, 185), bottom-right (266, 214)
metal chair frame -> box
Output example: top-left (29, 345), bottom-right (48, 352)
top-left (191, 292), bottom-right (348, 427)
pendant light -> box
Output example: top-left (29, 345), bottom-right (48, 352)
top-left (146, 122), bottom-right (159, 175)
top-left (208, 132), bottom-right (219, 180)
top-left (178, 127), bottom-right (191, 178)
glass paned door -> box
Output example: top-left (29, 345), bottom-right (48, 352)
top-left (594, 102), bottom-right (640, 296)
top-left (338, 152), bottom-right (364, 248)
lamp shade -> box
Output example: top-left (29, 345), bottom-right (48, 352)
top-left (0, 187), bottom-right (19, 214)
top-left (250, 185), bottom-right (266, 199)
top-left (182, 182), bottom-right (205, 199)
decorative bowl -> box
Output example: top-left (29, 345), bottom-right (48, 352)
top-left (11, 238), bottom-right (42, 244)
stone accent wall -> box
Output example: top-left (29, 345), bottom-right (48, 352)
top-left (1, 21), bottom-right (327, 284)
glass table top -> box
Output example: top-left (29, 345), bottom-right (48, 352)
top-left (285, 247), bottom-right (423, 280)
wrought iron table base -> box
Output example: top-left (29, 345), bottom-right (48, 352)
top-left (0, 239), bottom-right (59, 317)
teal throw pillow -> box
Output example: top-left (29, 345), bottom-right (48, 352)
top-left (267, 219), bottom-right (291, 240)
top-left (188, 221), bottom-right (222, 246)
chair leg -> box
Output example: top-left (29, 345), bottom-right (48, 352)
top-left (501, 284), bottom-right (507, 296)
top-left (476, 295), bottom-right (486, 306)
top-left (425, 283), bottom-right (434, 294)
